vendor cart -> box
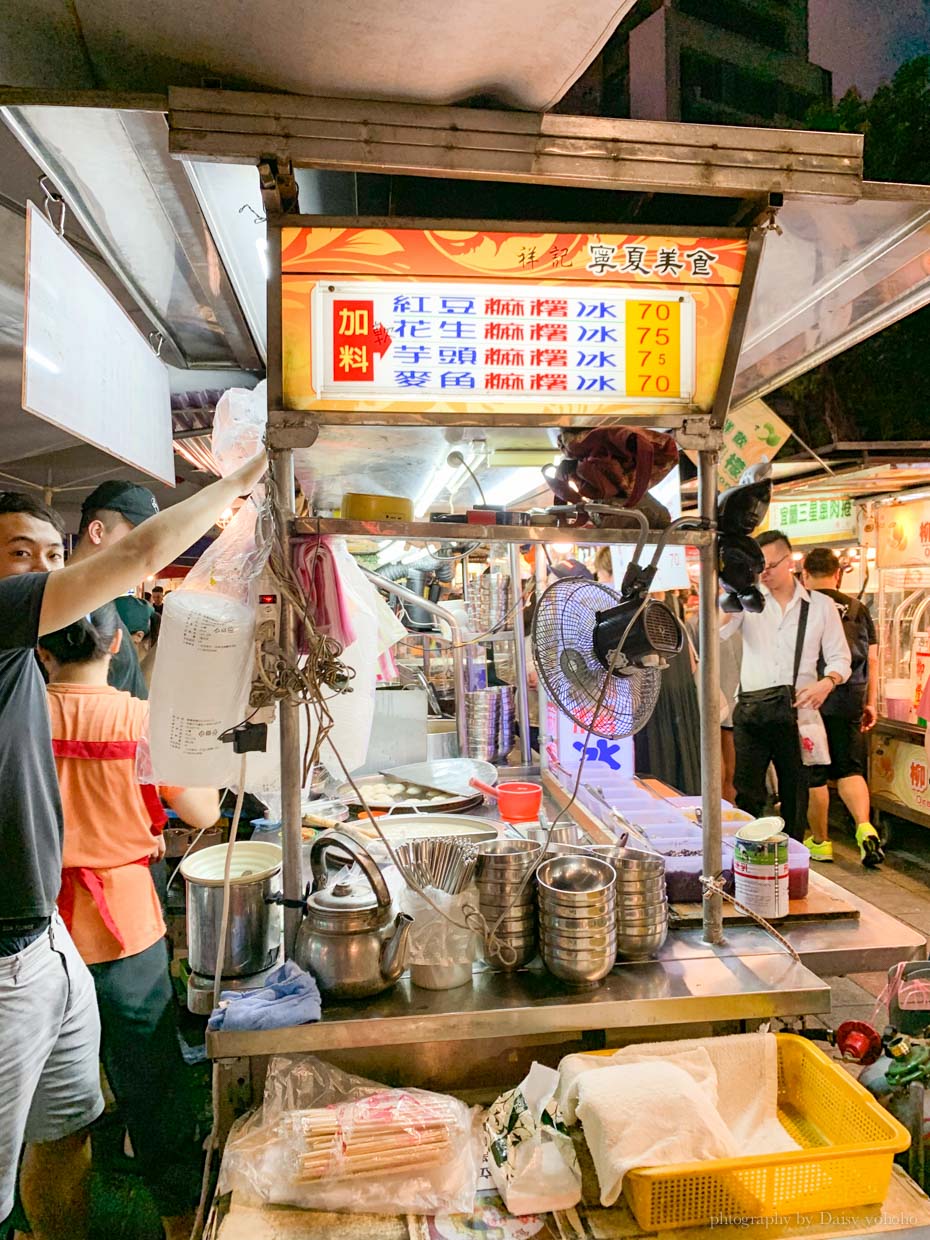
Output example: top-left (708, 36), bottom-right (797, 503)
top-left (5, 77), bottom-right (930, 1240)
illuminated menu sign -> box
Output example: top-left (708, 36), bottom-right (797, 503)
top-left (317, 283), bottom-right (693, 403)
top-left (279, 225), bottom-right (747, 422)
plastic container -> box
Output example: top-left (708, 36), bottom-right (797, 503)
top-left (885, 677), bottom-right (914, 722)
top-left (584, 1035), bottom-right (910, 1231)
top-left (250, 818), bottom-right (282, 847)
top-left (410, 961), bottom-right (473, 990)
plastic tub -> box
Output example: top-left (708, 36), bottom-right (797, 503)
top-left (886, 678), bottom-right (914, 721)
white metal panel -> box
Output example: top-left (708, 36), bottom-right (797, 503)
top-left (22, 204), bottom-right (174, 486)
top-left (68, 0), bottom-right (636, 112)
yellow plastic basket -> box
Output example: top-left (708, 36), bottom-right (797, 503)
top-left (583, 1034), bottom-right (910, 1231)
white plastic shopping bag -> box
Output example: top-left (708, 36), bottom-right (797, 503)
top-left (484, 1062), bottom-right (581, 1215)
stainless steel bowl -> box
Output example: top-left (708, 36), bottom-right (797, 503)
top-left (540, 910), bottom-right (615, 932)
top-left (620, 892), bottom-right (669, 912)
top-left (540, 946), bottom-right (615, 987)
top-left (538, 892), bottom-right (616, 916)
top-left (476, 839), bottom-right (542, 863)
top-left (616, 924), bottom-right (668, 960)
top-left (541, 929), bottom-right (617, 950)
top-left (476, 876), bottom-right (537, 900)
top-left (536, 854), bottom-right (616, 896)
top-left (483, 940), bottom-right (537, 971)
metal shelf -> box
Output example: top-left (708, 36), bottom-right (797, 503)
top-left (293, 516), bottom-right (712, 546)
top-left (874, 718), bottom-right (925, 743)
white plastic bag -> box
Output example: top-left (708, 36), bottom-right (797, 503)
top-left (484, 1062), bottom-right (581, 1215)
top-left (219, 1055), bottom-right (480, 1214)
top-left (399, 884), bottom-right (480, 967)
top-left (143, 385), bottom-right (270, 786)
top-left (797, 705), bottom-right (830, 766)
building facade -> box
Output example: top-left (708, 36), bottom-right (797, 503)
top-left (561, 0), bottom-right (832, 127)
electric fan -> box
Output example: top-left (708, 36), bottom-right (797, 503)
top-left (531, 518), bottom-right (687, 739)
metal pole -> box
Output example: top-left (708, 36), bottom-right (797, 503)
top-left (535, 548), bottom-right (549, 771)
top-left (362, 570), bottom-right (468, 756)
top-left (698, 449), bottom-right (724, 945)
top-left (271, 447), bottom-right (304, 960)
top-left (508, 543), bottom-right (532, 767)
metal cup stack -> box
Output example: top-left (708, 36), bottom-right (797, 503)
top-left (589, 844), bottom-right (669, 961)
top-left (494, 684), bottom-right (516, 761)
top-left (396, 838), bottom-right (479, 895)
top-left (465, 689), bottom-right (500, 761)
top-left (536, 854), bottom-right (617, 987)
top-left (467, 573), bottom-right (512, 633)
top-left (474, 839), bottom-right (541, 971)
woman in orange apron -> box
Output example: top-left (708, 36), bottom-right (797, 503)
top-left (38, 605), bottom-right (219, 1240)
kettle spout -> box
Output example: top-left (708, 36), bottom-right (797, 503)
top-left (380, 912), bottom-right (413, 985)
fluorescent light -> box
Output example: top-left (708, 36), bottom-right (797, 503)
top-left (483, 466), bottom-right (546, 507)
top-left (414, 445), bottom-right (483, 518)
top-left (414, 463), bottom-right (456, 518)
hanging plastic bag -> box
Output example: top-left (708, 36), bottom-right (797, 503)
top-left (143, 383), bottom-right (269, 787)
top-left (218, 1054), bottom-right (480, 1214)
top-left (398, 883), bottom-right (481, 990)
top-left (484, 1062), bottom-right (581, 1215)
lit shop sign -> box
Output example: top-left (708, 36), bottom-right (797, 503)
top-left (876, 498), bottom-right (930, 568)
top-left (763, 496), bottom-right (857, 544)
top-left (317, 283), bottom-right (693, 403)
top-left (278, 226), bottom-right (747, 421)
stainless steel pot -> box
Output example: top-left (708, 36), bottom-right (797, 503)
top-left (180, 842), bottom-right (283, 979)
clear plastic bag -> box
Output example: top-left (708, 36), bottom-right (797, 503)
top-left (399, 884), bottom-right (481, 967)
top-left (212, 379), bottom-right (267, 476)
top-left (485, 1062), bottom-right (581, 1215)
top-left (218, 1055), bottom-right (480, 1214)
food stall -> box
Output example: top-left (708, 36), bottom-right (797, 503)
top-left (871, 492), bottom-right (930, 834)
top-left (6, 82), bottom-right (930, 1237)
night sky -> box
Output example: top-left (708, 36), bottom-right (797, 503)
top-left (808, 0), bottom-right (930, 97)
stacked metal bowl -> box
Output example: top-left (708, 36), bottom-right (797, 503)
top-left (464, 690), bottom-right (499, 761)
top-left (536, 854), bottom-right (617, 986)
top-left (467, 573), bottom-right (512, 633)
top-left (494, 684), bottom-right (516, 761)
top-left (474, 840), bottom-right (541, 971)
top-left (589, 844), bottom-right (668, 961)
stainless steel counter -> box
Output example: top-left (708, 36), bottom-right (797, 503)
top-left (207, 947), bottom-right (828, 1059)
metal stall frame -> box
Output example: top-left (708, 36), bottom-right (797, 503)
top-left (264, 205), bottom-right (768, 947)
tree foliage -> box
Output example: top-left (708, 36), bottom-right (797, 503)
top-left (774, 56), bottom-right (930, 444)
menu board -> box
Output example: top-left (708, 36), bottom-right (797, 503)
top-left (278, 225), bottom-right (747, 423)
top-left (317, 282), bottom-right (693, 403)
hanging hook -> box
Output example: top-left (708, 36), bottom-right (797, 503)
top-left (238, 203), bottom-right (266, 224)
top-left (39, 176), bottom-right (67, 236)
top-left (148, 331), bottom-right (164, 358)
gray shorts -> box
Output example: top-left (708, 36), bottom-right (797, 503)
top-left (0, 914), bottom-right (104, 1221)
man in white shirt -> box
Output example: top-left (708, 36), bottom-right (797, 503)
top-left (721, 531), bottom-right (851, 841)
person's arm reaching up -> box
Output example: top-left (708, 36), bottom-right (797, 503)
top-left (39, 454), bottom-right (266, 635)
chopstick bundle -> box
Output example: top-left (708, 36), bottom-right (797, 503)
top-left (396, 838), bottom-right (479, 895)
top-left (291, 1090), bottom-right (460, 1183)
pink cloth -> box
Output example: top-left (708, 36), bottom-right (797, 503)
top-left (293, 538), bottom-right (356, 650)
top-left (918, 676), bottom-right (930, 726)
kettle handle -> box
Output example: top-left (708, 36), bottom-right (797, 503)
top-left (309, 831), bottom-right (392, 912)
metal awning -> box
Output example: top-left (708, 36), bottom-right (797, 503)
top-left (0, 86), bottom-right (928, 509)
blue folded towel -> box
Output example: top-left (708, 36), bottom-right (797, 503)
top-left (207, 960), bottom-right (322, 1032)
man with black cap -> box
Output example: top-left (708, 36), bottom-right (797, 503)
top-left (70, 482), bottom-right (161, 699)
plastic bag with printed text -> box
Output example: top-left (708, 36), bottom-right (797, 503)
top-left (218, 1054), bottom-right (481, 1214)
top-left (141, 382), bottom-right (270, 787)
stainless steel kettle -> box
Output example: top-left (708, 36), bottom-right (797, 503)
top-left (295, 831), bottom-right (412, 999)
